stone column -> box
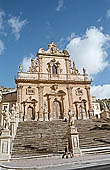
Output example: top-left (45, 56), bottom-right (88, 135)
top-left (65, 58), bottom-right (70, 80)
top-left (61, 96), bottom-right (64, 119)
top-left (67, 85), bottom-right (74, 113)
top-left (83, 101), bottom-right (87, 118)
top-left (75, 103), bottom-right (78, 119)
top-left (17, 85), bottom-right (23, 119)
top-left (49, 97), bottom-right (53, 121)
top-left (35, 103), bottom-right (38, 121)
top-left (23, 102), bottom-right (26, 121)
top-left (38, 85), bottom-right (44, 121)
top-left (85, 86), bottom-right (93, 118)
top-left (47, 96), bottom-right (51, 121)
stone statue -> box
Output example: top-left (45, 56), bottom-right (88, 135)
top-left (72, 61), bottom-right (79, 75)
top-left (28, 58), bottom-right (37, 72)
top-left (48, 41), bottom-right (58, 54)
top-left (19, 64), bottom-right (22, 72)
top-left (3, 109), bottom-right (10, 129)
top-left (68, 109), bottom-right (75, 127)
top-left (83, 67), bottom-right (86, 75)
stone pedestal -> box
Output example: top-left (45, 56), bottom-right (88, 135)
top-left (0, 129), bottom-right (11, 161)
top-left (67, 125), bottom-right (81, 157)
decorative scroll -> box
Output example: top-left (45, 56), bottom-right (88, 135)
top-left (50, 84), bottom-right (58, 91)
top-left (75, 88), bottom-right (83, 96)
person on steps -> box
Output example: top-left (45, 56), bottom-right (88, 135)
top-left (62, 145), bottom-right (68, 159)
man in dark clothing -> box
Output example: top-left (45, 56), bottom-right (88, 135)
top-left (62, 146), bottom-right (68, 159)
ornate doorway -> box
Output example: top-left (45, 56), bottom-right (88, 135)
top-left (27, 106), bottom-right (35, 120)
top-left (52, 100), bottom-right (62, 120)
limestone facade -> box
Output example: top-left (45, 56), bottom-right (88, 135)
top-left (15, 42), bottom-right (93, 121)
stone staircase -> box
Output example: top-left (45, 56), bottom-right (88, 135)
top-left (11, 119), bottom-right (110, 158)
top-left (11, 120), bottom-right (68, 158)
top-left (75, 119), bottom-right (110, 155)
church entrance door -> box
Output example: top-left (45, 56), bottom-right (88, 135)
top-left (27, 106), bottom-right (35, 120)
top-left (52, 101), bottom-right (62, 120)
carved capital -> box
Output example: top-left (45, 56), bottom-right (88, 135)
top-left (17, 85), bottom-right (23, 90)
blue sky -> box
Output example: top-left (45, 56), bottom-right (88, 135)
top-left (0, 0), bottom-right (110, 99)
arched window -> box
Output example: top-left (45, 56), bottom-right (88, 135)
top-left (52, 64), bottom-right (57, 74)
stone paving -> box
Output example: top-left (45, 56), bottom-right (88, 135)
top-left (0, 154), bottom-right (110, 169)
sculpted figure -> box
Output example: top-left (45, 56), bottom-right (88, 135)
top-left (68, 109), bottom-right (75, 126)
top-left (19, 64), bottom-right (22, 72)
top-left (83, 67), bottom-right (86, 75)
top-left (72, 61), bottom-right (79, 75)
top-left (3, 110), bottom-right (10, 129)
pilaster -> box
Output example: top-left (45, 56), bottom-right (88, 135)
top-left (67, 85), bottom-right (74, 113)
top-left (17, 85), bottom-right (23, 119)
top-left (65, 58), bottom-right (70, 79)
top-left (85, 86), bottom-right (93, 117)
top-left (38, 85), bottom-right (44, 121)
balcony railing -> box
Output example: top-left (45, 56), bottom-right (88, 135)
top-left (15, 72), bottom-right (90, 82)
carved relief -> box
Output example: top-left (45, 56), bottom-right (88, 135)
top-left (50, 84), bottom-right (58, 91)
top-left (48, 42), bottom-right (58, 54)
top-left (72, 61), bottom-right (80, 75)
top-left (37, 42), bottom-right (69, 56)
top-left (26, 86), bottom-right (35, 95)
top-left (75, 88), bottom-right (83, 96)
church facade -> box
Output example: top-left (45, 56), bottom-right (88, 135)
top-left (15, 42), bottom-right (93, 121)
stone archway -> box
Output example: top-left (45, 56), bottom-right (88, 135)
top-left (52, 100), bottom-right (62, 120)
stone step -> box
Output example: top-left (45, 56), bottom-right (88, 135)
top-left (76, 119), bottom-right (110, 153)
top-left (12, 120), bottom-right (68, 158)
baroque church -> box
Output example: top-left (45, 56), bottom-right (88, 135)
top-left (1, 42), bottom-right (110, 162)
top-left (15, 42), bottom-right (93, 122)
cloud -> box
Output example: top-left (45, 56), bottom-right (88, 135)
top-left (8, 16), bottom-right (27, 40)
top-left (58, 32), bottom-right (77, 49)
top-left (67, 32), bottom-right (76, 41)
top-left (56, 0), bottom-right (63, 12)
top-left (22, 53), bottom-right (34, 72)
top-left (91, 84), bottom-right (110, 99)
top-left (0, 39), bottom-right (5, 55)
top-left (66, 27), bottom-right (110, 76)
top-left (97, 17), bottom-right (102, 22)
top-left (106, 8), bottom-right (110, 18)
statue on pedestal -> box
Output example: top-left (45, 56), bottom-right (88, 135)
top-left (3, 109), bottom-right (10, 130)
top-left (68, 109), bottom-right (75, 127)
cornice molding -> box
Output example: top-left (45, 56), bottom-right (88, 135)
top-left (15, 78), bottom-right (92, 85)
top-left (37, 52), bottom-right (70, 58)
